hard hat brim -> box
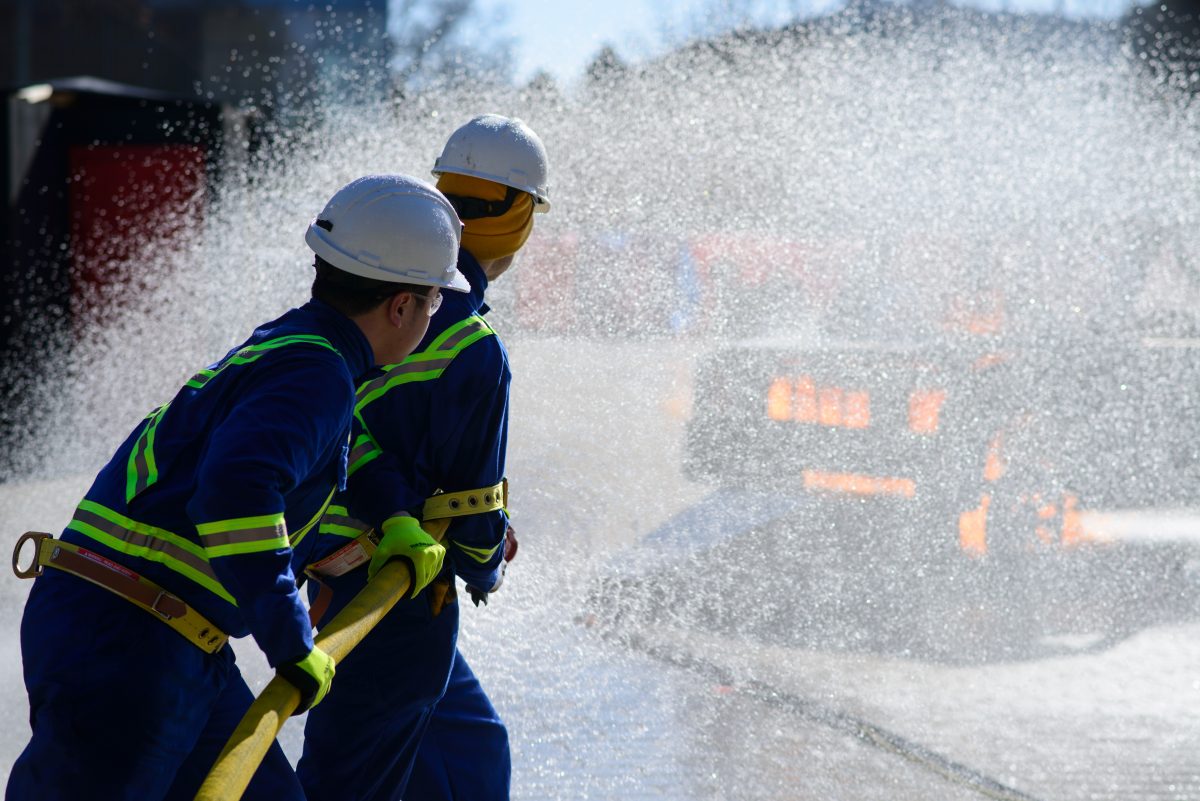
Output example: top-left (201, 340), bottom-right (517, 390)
top-left (444, 268), bottom-right (471, 292)
top-left (306, 224), bottom-right (471, 292)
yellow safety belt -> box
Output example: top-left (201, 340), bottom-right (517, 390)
top-left (12, 532), bottom-right (229, 654)
top-left (416, 480), bottom-right (506, 567)
top-left (422, 479), bottom-right (507, 521)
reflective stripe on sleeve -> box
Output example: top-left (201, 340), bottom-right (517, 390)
top-left (66, 500), bottom-right (235, 605)
top-left (196, 513), bottom-right (288, 558)
top-left (452, 540), bottom-right (500, 565)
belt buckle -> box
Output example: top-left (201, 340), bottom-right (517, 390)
top-left (12, 532), bottom-right (51, 579)
top-left (150, 590), bottom-right (177, 619)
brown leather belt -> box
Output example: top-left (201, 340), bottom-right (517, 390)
top-left (13, 532), bottom-right (229, 654)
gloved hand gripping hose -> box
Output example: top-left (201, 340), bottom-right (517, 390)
top-left (276, 645), bottom-right (335, 714)
top-left (369, 514), bottom-right (446, 597)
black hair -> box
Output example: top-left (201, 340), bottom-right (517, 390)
top-left (309, 219), bottom-right (431, 316)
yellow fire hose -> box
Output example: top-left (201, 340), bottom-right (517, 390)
top-left (193, 559), bottom-right (410, 800)
top-left (195, 519), bottom-right (449, 801)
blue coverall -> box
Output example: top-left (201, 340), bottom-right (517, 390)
top-left (7, 299), bottom-right (373, 801)
top-left (298, 251), bottom-right (511, 801)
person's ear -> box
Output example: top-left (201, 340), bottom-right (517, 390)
top-left (386, 292), bottom-right (410, 327)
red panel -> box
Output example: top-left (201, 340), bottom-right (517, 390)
top-left (68, 144), bottom-right (207, 328)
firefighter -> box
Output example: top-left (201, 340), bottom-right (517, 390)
top-left (297, 114), bottom-right (550, 801)
top-left (6, 174), bottom-right (466, 801)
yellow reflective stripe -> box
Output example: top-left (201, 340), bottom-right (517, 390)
top-left (125, 403), bottom-right (170, 503)
top-left (429, 315), bottom-right (490, 351)
top-left (125, 335), bottom-right (341, 503)
top-left (289, 486), bottom-right (336, 550)
top-left (184, 335), bottom-right (339, 390)
top-left (322, 523), bottom-right (369, 539)
top-left (142, 407), bottom-right (166, 491)
top-left (67, 500), bottom-right (235, 605)
top-left (318, 504), bottom-right (372, 539)
top-left (347, 430), bottom-right (383, 477)
top-left (354, 360), bottom-right (452, 410)
top-left (187, 368), bottom-right (217, 387)
top-left (434, 325), bottom-right (492, 355)
top-left (196, 513), bottom-right (284, 535)
top-left (197, 513), bottom-right (288, 558)
top-left (356, 370), bottom-right (439, 413)
top-left (348, 450), bottom-right (382, 477)
top-left (355, 316), bottom-right (494, 413)
top-left (202, 538), bottom-right (288, 559)
top-left (452, 540), bottom-right (499, 565)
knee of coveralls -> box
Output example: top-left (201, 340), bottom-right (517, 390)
top-left (298, 568), bottom-right (461, 801)
top-left (406, 649), bottom-right (511, 801)
top-left (7, 569), bottom-right (235, 801)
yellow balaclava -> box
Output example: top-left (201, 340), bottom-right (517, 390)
top-left (436, 172), bottom-right (534, 262)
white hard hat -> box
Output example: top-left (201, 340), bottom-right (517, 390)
top-left (432, 114), bottom-right (551, 213)
top-left (305, 174), bottom-right (469, 292)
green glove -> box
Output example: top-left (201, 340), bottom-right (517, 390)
top-left (369, 514), bottom-right (446, 597)
top-left (277, 645), bottom-right (335, 714)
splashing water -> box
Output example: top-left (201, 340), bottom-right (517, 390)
top-left (5, 7), bottom-right (1200, 799)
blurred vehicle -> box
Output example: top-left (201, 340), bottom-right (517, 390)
top-left (0, 77), bottom-right (242, 478)
top-left (588, 229), bottom-right (1200, 662)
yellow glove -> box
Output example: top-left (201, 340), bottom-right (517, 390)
top-left (369, 514), bottom-right (446, 598)
top-left (277, 645), bottom-right (335, 714)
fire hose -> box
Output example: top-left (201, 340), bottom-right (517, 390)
top-left (193, 479), bottom-right (509, 800)
top-left (195, 518), bottom-right (450, 801)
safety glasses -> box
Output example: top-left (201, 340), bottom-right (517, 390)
top-left (413, 290), bottom-right (443, 317)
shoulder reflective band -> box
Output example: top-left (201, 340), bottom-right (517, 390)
top-left (125, 334), bottom-right (340, 503)
top-left (422, 480), bottom-right (507, 521)
top-left (65, 499), bottom-right (235, 605)
top-left (355, 315), bottom-right (495, 414)
top-left (185, 334), bottom-right (340, 390)
top-left (196, 513), bottom-right (288, 558)
top-left (126, 403), bottom-right (171, 503)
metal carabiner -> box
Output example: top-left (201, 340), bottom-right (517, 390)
top-left (12, 531), bottom-right (52, 579)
